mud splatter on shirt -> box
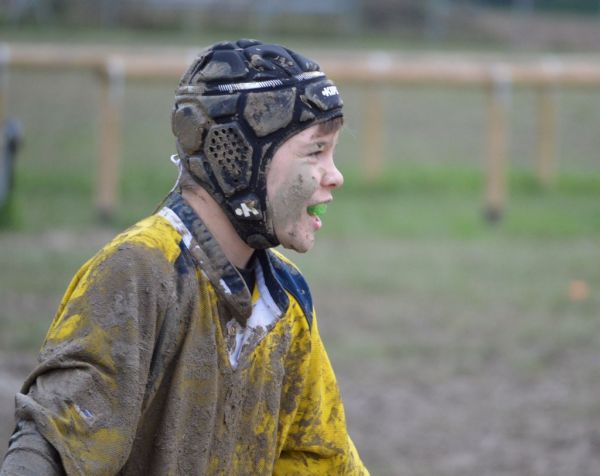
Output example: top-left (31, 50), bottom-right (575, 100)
top-left (1, 192), bottom-right (368, 476)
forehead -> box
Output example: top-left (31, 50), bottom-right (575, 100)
top-left (287, 123), bottom-right (339, 148)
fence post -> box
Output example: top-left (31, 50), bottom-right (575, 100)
top-left (96, 57), bottom-right (124, 221)
top-left (363, 84), bottom-right (384, 183)
top-left (536, 84), bottom-right (558, 187)
top-left (536, 59), bottom-right (560, 188)
top-left (484, 64), bottom-right (512, 223)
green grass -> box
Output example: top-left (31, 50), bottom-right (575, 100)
top-left (0, 195), bottom-right (17, 228)
top-left (0, 43), bottom-right (599, 476)
top-left (326, 164), bottom-right (600, 239)
top-left (11, 158), bottom-right (600, 238)
top-left (0, 232), bottom-right (100, 349)
top-left (1, 29), bottom-right (600, 475)
top-left (1, 36), bottom-right (599, 356)
top-left (2, 65), bottom-right (597, 234)
top-left (293, 233), bottom-right (600, 385)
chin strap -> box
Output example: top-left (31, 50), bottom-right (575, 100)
top-left (168, 154), bottom-right (183, 194)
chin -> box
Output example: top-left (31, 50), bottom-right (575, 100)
top-left (281, 241), bottom-right (313, 254)
top-left (279, 231), bottom-right (315, 253)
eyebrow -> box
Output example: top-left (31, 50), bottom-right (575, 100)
top-left (301, 140), bottom-right (330, 153)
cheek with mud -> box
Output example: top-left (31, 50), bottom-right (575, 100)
top-left (269, 165), bottom-right (318, 240)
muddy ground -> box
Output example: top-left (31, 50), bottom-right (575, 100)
top-left (3, 321), bottom-right (599, 476)
top-left (1, 232), bottom-right (599, 475)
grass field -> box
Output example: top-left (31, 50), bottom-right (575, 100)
top-left (0, 34), bottom-right (599, 475)
top-left (1, 232), bottom-right (599, 475)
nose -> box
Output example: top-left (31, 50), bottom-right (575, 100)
top-left (321, 158), bottom-right (344, 190)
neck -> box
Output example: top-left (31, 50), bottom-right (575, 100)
top-left (182, 187), bottom-right (255, 269)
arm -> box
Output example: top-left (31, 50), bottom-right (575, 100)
top-left (1, 421), bottom-right (64, 476)
top-left (274, 314), bottom-right (369, 476)
top-left (1, 244), bottom-right (167, 475)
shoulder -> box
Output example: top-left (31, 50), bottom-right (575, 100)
top-left (267, 249), bottom-right (314, 329)
top-left (107, 214), bottom-right (184, 265)
top-left (79, 214), bottom-right (186, 289)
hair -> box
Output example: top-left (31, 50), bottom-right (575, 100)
top-left (317, 116), bottom-right (344, 135)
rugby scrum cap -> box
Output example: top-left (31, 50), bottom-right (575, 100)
top-left (171, 38), bottom-right (343, 249)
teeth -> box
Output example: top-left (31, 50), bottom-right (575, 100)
top-left (307, 203), bottom-right (327, 217)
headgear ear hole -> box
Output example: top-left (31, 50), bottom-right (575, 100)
top-left (204, 123), bottom-right (253, 197)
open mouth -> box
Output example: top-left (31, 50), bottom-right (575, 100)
top-left (307, 203), bottom-right (327, 217)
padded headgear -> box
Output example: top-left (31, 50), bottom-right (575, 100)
top-left (171, 39), bottom-right (343, 249)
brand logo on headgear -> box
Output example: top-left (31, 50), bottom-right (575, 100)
top-left (321, 86), bottom-right (339, 97)
top-left (235, 202), bottom-right (260, 218)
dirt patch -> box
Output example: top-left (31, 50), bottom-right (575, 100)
top-left (7, 322), bottom-right (600, 475)
top-left (2, 232), bottom-right (600, 475)
top-left (314, 287), bottom-right (600, 476)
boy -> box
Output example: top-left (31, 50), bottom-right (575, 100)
top-left (1, 39), bottom-right (368, 475)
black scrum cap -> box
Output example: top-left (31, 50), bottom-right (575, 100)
top-left (172, 39), bottom-right (343, 249)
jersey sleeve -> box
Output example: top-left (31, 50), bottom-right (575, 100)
top-left (3, 244), bottom-right (170, 475)
top-left (1, 420), bottom-right (65, 475)
top-left (274, 313), bottom-right (370, 476)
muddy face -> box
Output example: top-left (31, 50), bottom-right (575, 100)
top-left (266, 125), bottom-right (343, 253)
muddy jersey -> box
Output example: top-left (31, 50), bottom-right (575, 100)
top-left (1, 192), bottom-right (368, 476)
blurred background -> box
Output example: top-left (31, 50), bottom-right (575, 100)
top-left (1, 1), bottom-right (599, 475)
